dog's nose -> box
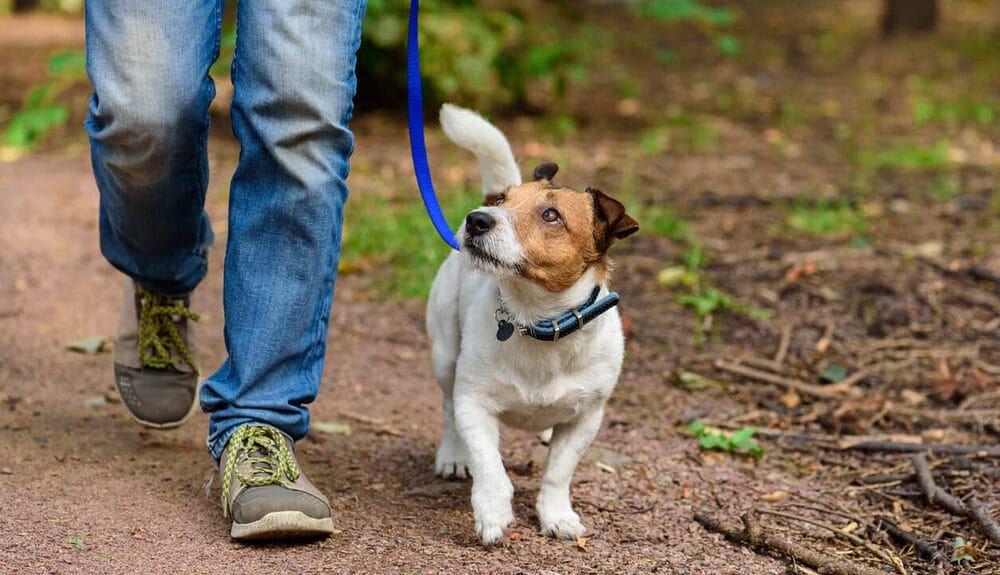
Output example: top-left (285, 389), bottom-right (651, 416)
top-left (466, 211), bottom-right (496, 236)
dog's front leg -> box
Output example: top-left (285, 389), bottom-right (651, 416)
top-left (454, 394), bottom-right (514, 545)
top-left (536, 407), bottom-right (604, 540)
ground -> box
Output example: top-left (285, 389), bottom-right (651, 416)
top-left (1, 3), bottom-right (999, 574)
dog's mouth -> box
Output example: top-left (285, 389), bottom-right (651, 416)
top-left (464, 236), bottom-right (523, 276)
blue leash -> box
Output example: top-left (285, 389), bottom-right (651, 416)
top-left (407, 0), bottom-right (460, 251)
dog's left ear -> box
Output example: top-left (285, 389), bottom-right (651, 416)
top-left (588, 187), bottom-right (639, 250)
top-left (533, 162), bottom-right (559, 182)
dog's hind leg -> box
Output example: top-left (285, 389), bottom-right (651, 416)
top-left (536, 407), bottom-right (604, 540)
top-left (435, 393), bottom-right (470, 479)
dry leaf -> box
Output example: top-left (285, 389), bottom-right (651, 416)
top-left (760, 490), bottom-right (788, 503)
top-left (778, 389), bottom-right (801, 408)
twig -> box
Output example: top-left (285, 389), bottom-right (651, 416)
top-left (849, 441), bottom-right (1000, 457)
top-left (694, 510), bottom-right (888, 575)
top-left (814, 321), bottom-right (834, 354)
top-left (875, 517), bottom-right (947, 564)
top-left (890, 406), bottom-right (1000, 423)
top-left (774, 323), bottom-right (793, 365)
top-left (715, 359), bottom-right (860, 400)
top-left (337, 410), bottom-right (404, 436)
top-left (757, 508), bottom-right (906, 574)
top-left (968, 498), bottom-right (1000, 545)
top-left (912, 453), bottom-right (1000, 545)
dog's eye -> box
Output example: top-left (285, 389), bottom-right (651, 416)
top-left (541, 208), bottom-right (561, 223)
top-left (495, 194), bottom-right (505, 206)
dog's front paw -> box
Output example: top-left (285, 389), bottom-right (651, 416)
top-left (435, 441), bottom-right (469, 479)
top-left (472, 479), bottom-right (514, 545)
top-left (475, 505), bottom-right (515, 545)
top-left (538, 500), bottom-right (586, 540)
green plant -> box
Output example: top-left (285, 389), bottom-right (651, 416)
top-left (669, 244), bottom-right (772, 344)
top-left (2, 50), bottom-right (87, 154)
top-left (357, 0), bottom-right (599, 110)
top-left (687, 420), bottom-right (763, 459)
top-left (629, 0), bottom-right (742, 60)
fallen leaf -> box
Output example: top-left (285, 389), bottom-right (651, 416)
top-left (313, 421), bottom-right (352, 435)
top-left (657, 266), bottom-right (687, 287)
top-left (509, 532), bottom-right (522, 541)
top-left (85, 396), bottom-right (108, 407)
top-left (668, 370), bottom-right (723, 391)
top-left (576, 536), bottom-right (588, 551)
top-left (760, 490), bottom-right (788, 503)
top-left (899, 389), bottom-right (928, 406)
top-left (819, 364), bottom-right (848, 384)
top-left (595, 461), bottom-right (617, 474)
top-left (66, 337), bottom-right (108, 355)
top-left (778, 389), bottom-right (801, 408)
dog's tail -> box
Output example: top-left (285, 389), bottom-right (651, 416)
top-left (439, 103), bottom-right (522, 196)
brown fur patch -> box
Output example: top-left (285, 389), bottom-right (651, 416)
top-left (499, 182), bottom-right (609, 292)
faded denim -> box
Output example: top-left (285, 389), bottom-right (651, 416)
top-left (85, 0), bottom-right (367, 459)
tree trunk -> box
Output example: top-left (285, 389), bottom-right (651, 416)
top-left (13, 0), bottom-right (41, 11)
top-left (881, 0), bottom-right (938, 36)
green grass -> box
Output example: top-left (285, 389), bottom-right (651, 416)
top-left (857, 140), bottom-right (952, 170)
top-left (787, 201), bottom-right (868, 236)
top-left (340, 186), bottom-right (480, 299)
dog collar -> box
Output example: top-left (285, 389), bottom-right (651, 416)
top-left (494, 286), bottom-right (620, 342)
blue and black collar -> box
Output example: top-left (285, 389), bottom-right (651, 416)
top-left (494, 286), bottom-right (620, 342)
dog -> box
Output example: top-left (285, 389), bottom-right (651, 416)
top-left (426, 104), bottom-right (639, 545)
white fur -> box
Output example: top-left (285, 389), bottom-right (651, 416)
top-left (439, 103), bottom-right (522, 195)
top-left (427, 105), bottom-right (625, 545)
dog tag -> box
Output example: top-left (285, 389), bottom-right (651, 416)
top-left (496, 320), bottom-right (515, 341)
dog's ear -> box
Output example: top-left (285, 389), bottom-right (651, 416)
top-left (533, 162), bottom-right (559, 182)
top-left (588, 187), bottom-right (639, 251)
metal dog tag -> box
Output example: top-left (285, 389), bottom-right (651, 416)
top-left (496, 320), bottom-right (515, 342)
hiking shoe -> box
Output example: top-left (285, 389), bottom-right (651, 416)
top-left (113, 279), bottom-right (200, 428)
top-left (220, 424), bottom-right (334, 540)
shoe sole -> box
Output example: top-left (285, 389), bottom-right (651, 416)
top-left (118, 382), bottom-right (201, 430)
top-left (230, 511), bottom-right (335, 540)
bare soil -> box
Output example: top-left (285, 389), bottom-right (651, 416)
top-left (2, 3), bottom-right (999, 574)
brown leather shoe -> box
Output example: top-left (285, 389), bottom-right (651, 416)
top-left (113, 279), bottom-right (200, 428)
top-left (220, 424), bottom-right (334, 540)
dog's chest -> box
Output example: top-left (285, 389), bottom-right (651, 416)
top-left (488, 356), bottom-right (607, 432)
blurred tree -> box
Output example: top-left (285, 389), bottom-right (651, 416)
top-left (881, 0), bottom-right (938, 36)
top-left (13, 0), bottom-right (40, 11)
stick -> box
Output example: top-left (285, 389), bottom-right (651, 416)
top-left (774, 323), bottom-right (793, 365)
top-left (694, 511), bottom-right (888, 575)
top-left (715, 359), bottom-right (860, 400)
top-left (968, 498), bottom-right (1000, 545)
top-left (757, 509), bottom-right (906, 574)
top-left (875, 518), bottom-right (946, 564)
top-left (912, 453), bottom-right (1000, 545)
top-left (846, 441), bottom-right (1000, 457)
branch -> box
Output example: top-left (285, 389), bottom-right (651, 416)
top-left (694, 510), bottom-right (888, 575)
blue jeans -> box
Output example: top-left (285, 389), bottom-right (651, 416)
top-left (85, 0), bottom-right (367, 459)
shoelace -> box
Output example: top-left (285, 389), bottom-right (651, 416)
top-left (136, 285), bottom-right (200, 370)
top-left (221, 425), bottom-right (301, 518)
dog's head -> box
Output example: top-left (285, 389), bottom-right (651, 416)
top-left (459, 162), bottom-right (639, 292)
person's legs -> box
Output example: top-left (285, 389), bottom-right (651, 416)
top-left (200, 0), bottom-right (366, 459)
top-left (86, 0), bottom-right (222, 428)
top-left (86, 0), bottom-right (220, 296)
top-left (199, 0), bottom-right (366, 539)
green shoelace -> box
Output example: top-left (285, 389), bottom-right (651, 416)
top-left (221, 425), bottom-right (301, 518)
top-left (137, 286), bottom-right (200, 370)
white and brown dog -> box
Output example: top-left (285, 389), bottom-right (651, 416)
top-left (426, 104), bottom-right (638, 545)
